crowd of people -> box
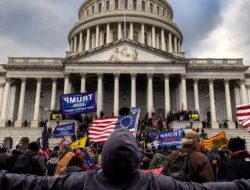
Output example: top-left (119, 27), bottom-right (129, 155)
top-left (0, 111), bottom-right (250, 189)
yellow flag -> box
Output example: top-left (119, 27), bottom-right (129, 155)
top-left (202, 131), bottom-right (228, 151)
top-left (70, 137), bottom-right (87, 150)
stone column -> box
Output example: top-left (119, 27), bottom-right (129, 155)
top-left (31, 78), bottom-right (42, 128)
top-left (193, 79), bottom-right (200, 113)
top-left (85, 28), bottom-right (90, 51)
top-left (161, 28), bottom-right (166, 51)
top-left (97, 73), bottom-right (103, 117)
top-left (209, 79), bottom-right (219, 129)
top-left (118, 23), bottom-right (122, 40)
top-left (73, 35), bottom-right (77, 52)
top-left (114, 73), bottom-right (120, 116)
top-left (174, 36), bottom-right (178, 52)
top-left (240, 79), bottom-right (248, 104)
top-left (141, 24), bottom-right (145, 44)
top-left (247, 84), bottom-right (250, 103)
top-left (0, 78), bottom-right (11, 127)
top-left (14, 78), bottom-right (26, 127)
top-left (168, 32), bottom-right (173, 53)
top-left (131, 73), bottom-right (136, 108)
top-left (0, 83), bottom-right (4, 113)
top-left (178, 40), bottom-right (181, 52)
top-left (181, 74), bottom-right (187, 110)
top-left (164, 73), bottom-right (170, 116)
top-left (129, 22), bottom-right (133, 40)
top-left (147, 73), bottom-right (153, 118)
top-left (152, 26), bottom-right (155, 48)
top-left (64, 73), bottom-right (70, 94)
top-left (50, 78), bottom-right (57, 111)
top-left (70, 39), bottom-right (74, 52)
top-left (78, 32), bottom-right (83, 52)
top-left (80, 73), bottom-right (86, 93)
top-left (224, 79), bottom-right (235, 129)
top-left (96, 25), bottom-right (99, 47)
top-left (106, 23), bottom-right (110, 43)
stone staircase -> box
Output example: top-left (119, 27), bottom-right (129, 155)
top-left (204, 128), bottom-right (250, 150)
top-left (0, 128), bottom-right (58, 149)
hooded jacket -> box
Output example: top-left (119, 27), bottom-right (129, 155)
top-left (0, 129), bottom-right (250, 190)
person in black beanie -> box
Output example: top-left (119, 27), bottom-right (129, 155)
top-left (225, 137), bottom-right (250, 181)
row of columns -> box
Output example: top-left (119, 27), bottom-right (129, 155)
top-left (0, 75), bottom-right (248, 128)
top-left (70, 23), bottom-right (181, 53)
top-left (0, 78), bottom-right (58, 128)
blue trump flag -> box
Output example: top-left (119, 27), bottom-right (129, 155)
top-left (53, 123), bottom-right (76, 138)
top-left (60, 91), bottom-right (96, 115)
top-left (159, 129), bottom-right (184, 147)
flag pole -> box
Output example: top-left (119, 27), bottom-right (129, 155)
top-left (122, 0), bottom-right (126, 39)
top-left (124, 12), bottom-right (126, 39)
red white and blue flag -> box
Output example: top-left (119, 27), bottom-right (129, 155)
top-left (39, 122), bottom-right (50, 159)
top-left (236, 103), bottom-right (250, 132)
top-left (89, 108), bottom-right (140, 143)
top-left (120, 0), bottom-right (126, 8)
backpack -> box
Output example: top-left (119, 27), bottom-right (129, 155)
top-left (12, 153), bottom-right (41, 175)
top-left (166, 151), bottom-right (195, 181)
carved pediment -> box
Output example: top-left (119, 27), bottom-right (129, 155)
top-left (65, 40), bottom-right (183, 63)
top-left (109, 46), bottom-right (139, 62)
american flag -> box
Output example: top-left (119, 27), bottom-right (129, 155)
top-left (236, 103), bottom-right (250, 132)
top-left (39, 122), bottom-right (50, 159)
top-left (120, 0), bottom-right (126, 8)
top-left (89, 109), bottom-right (140, 143)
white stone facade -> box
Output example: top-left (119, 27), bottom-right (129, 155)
top-left (0, 1), bottom-right (249, 129)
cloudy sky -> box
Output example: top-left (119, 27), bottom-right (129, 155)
top-left (0, 0), bottom-right (249, 64)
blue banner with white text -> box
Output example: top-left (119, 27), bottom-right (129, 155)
top-left (159, 129), bottom-right (184, 147)
top-left (60, 91), bottom-right (96, 115)
top-left (53, 123), bottom-right (76, 138)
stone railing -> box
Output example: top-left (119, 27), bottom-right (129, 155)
top-left (8, 57), bottom-right (61, 64)
top-left (188, 58), bottom-right (243, 65)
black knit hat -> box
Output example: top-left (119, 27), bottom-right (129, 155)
top-left (28, 142), bottom-right (40, 152)
top-left (228, 137), bottom-right (246, 152)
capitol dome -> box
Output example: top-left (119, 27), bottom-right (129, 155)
top-left (68, 0), bottom-right (183, 54)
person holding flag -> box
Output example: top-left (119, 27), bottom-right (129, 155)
top-left (39, 121), bottom-right (50, 160)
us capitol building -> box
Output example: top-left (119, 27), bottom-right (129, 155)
top-left (0, 0), bottom-right (249, 130)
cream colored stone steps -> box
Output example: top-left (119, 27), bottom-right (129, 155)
top-left (204, 129), bottom-right (250, 149)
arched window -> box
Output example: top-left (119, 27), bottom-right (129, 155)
top-left (150, 3), bottom-right (153, 13)
top-left (104, 32), bottom-right (107, 44)
top-left (87, 9), bottom-right (89, 16)
top-left (162, 9), bottom-right (165, 16)
top-left (113, 31), bottom-right (118, 41)
top-left (98, 2), bottom-right (102, 12)
top-left (133, 0), bottom-right (137, 10)
top-left (133, 31), bottom-right (138, 42)
top-left (142, 1), bottom-right (145, 11)
top-left (92, 5), bottom-right (95, 14)
top-left (115, 0), bottom-right (119, 9)
top-left (106, 1), bottom-right (110, 11)
top-left (157, 6), bottom-right (159, 14)
top-left (144, 32), bottom-right (148, 45)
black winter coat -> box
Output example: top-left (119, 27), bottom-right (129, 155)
top-left (225, 150), bottom-right (250, 181)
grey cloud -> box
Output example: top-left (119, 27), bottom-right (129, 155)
top-left (168, 0), bottom-right (222, 55)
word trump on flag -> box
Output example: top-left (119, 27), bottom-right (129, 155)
top-left (60, 91), bottom-right (96, 115)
